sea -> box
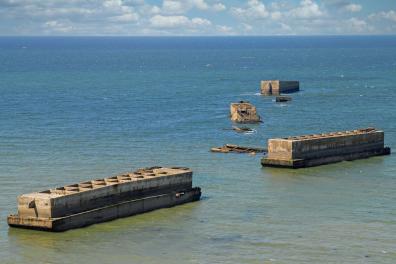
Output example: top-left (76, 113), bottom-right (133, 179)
top-left (0, 36), bottom-right (395, 263)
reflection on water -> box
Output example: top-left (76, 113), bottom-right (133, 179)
top-left (7, 202), bottom-right (202, 263)
top-left (264, 156), bottom-right (387, 180)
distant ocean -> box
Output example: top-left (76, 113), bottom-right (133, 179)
top-left (1, 36), bottom-right (395, 263)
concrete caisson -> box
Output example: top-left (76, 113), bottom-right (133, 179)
top-left (261, 80), bottom-right (299, 95)
top-left (7, 167), bottom-right (201, 231)
top-left (261, 128), bottom-right (391, 168)
top-left (230, 101), bottom-right (261, 123)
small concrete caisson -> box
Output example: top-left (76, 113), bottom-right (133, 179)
top-left (8, 167), bottom-right (201, 232)
top-left (261, 80), bottom-right (299, 95)
top-left (230, 101), bottom-right (261, 123)
top-left (261, 128), bottom-right (391, 168)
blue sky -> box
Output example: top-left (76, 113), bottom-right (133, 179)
top-left (0, 0), bottom-right (395, 35)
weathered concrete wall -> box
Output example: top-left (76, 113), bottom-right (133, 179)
top-left (263, 128), bottom-right (391, 168)
top-left (267, 139), bottom-right (293, 160)
top-left (230, 101), bottom-right (261, 123)
top-left (261, 80), bottom-right (299, 95)
top-left (9, 167), bottom-right (201, 231)
top-left (16, 167), bottom-right (193, 219)
top-left (290, 132), bottom-right (384, 160)
top-left (9, 188), bottom-right (201, 232)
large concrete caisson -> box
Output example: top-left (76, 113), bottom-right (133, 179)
top-left (261, 80), bottom-right (299, 95)
top-left (8, 167), bottom-right (201, 232)
top-left (230, 101), bottom-right (261, 123)
top-left (261, 128), bottom-right (391, 168)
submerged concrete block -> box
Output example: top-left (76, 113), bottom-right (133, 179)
top-left (276, 96), bottom-right (292, 102)
top-left (230, 101), bottom-right (261, 123)
top-left (261, 80), bottom-right (299, 95)
top-left (8, 167), bottom-right (201, 231)
top-left (261, 128), bottom-right (391, 168)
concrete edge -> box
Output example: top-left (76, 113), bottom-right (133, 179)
top-left (8, 187), bottom-right (201, 232)
top-left (261, 147), bottom-right (391, 169)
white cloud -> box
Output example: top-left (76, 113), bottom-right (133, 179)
top-left (137, 3), bottom-right (161, 15)
top-left (369, 10), bottom-right (396, 22)
top-left (280, 22), bottom-right (292, 32)
top-left (231, 0), bottom-right (324, 22)
top-left (343, 3), bottom-right (362, 13)
top-left (103, 0), bottom-right (121, 9)
top-left (162, 0), bottom-right (186, 14)
top-left (102, 0), bottom-right (140, 23)
top-left (241, 23), bottom-right (253, 31)
top-left (150, 5), bottom-right (161, 14)
top-left (43, 20), bottom-right (73, 33)
top-left (191, 17), bottom-right (211, 26)
top-left (149, 15), bottom-right (211, 29)
top-left (271, 11), bottom-right (281, 20)
top-left (346, 17), bottom-right (367, 32)
top-left (213, 3), bottom-right (226, 12)
top-left (192, 0), bottom-right (209, 10)
top-left (0, 0), bottom-right (395, 36)
top-left (229, 0), bottom-right (329, 34)
top-left (271, 2), bottom-right (283, 10)
top-left (216, 25), bottom-right (233, 33)
top-left (160, 0), bottom-right (212, 14)
top-left (289, 0), bottom-right (324, 19)
top-left (109, 12), bottom-right (139, 22)
top-left (231, 0), bottom-right (269, 20)
top-left (31, 7), bottom-right (95, 18)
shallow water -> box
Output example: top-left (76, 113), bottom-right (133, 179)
top-left (0, 36), bottom-right (396, 263)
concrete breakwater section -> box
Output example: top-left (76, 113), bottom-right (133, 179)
top-left (230, 101), bottom-right (261, 123)
top-left (261, 80), bottom-right (299, 95)
top-left (8, 167), bottom-right (201, 231)
top-left (261, 128), bottom-right (391, 168)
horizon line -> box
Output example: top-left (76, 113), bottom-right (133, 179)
top-left (0, 34), bottom-right (396, 38)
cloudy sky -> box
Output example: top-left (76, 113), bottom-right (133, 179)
top-left (0, 0), bottom-right (395, 35)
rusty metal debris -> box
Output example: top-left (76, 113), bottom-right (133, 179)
top-left (211, 144), bottom-right (266, 155)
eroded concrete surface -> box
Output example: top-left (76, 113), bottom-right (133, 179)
top-left (262, 128), bottom-right (391, 168)
top-left (8, 167), bottom-right (201, 231)
top-left (261, 80), bottom-right (299, 95)
top-left (230, 101), bottom-right (261, 123)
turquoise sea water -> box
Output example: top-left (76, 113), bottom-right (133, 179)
top-left (0, 36), bottom-right (396, 263)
